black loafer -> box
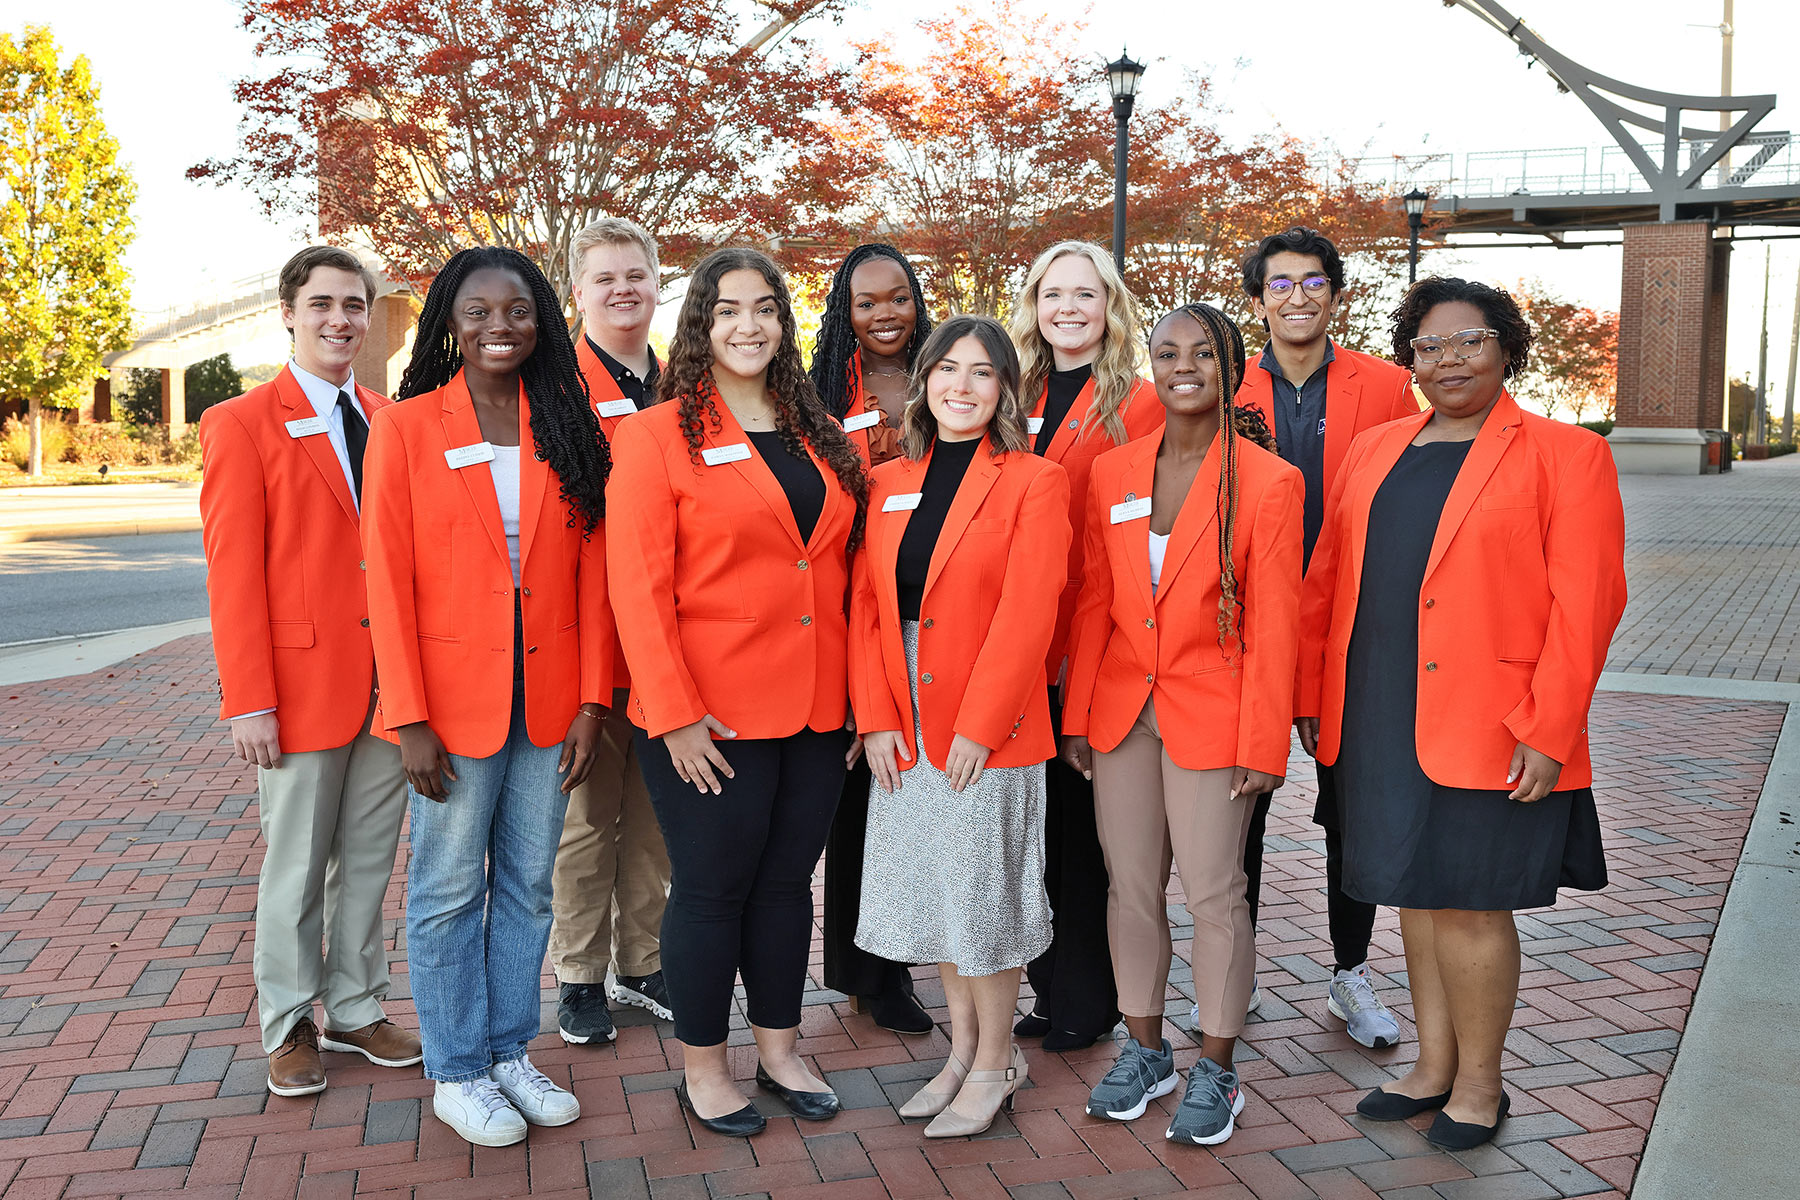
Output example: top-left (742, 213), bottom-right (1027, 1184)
top-left (1013, 1009), bottom-right (1051, 1038)
top-left (755, 1066), bottom-right (840, 1121)
top-left (1424, 1090), bottom-right (1511, 1149)
top-left (675, 1081), bottom-right (766, 1137)
top-left (1041, 1014), bottom-right (1119, 1052)
top-left (1356, 1086), bottom-right (1453, 1121)
top-left (864, 988), bottom-right (934, 1036)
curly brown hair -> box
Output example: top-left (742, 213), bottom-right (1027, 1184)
top-left (658, 247), bottom-right (869, 548)
top-left (1390, 276), bottom-right (1535, 379)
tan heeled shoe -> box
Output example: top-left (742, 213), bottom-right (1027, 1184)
top-left (923, 1044), bottom-right (1028, 1138)
top-left (899, 1053), bottom-right (969, 1119)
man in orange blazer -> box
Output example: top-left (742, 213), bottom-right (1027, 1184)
top-left (1233, 228), bottom-right (1419, 1050)
top-left (198, 247), bottom-right (420, 1098)
top-left (548, 217), bottom-right (673, 1047)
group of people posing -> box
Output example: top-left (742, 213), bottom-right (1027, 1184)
top-left (199, 221), bottom-right (1627, 1157)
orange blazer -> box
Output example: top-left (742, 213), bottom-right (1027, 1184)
top-left (607, 398), bottom-right (857, 740)
top-left (577, 336), bottom-right (662, 691)
top-left (850, 442), bottom-right (1071, 770)
top-left (1235, 343), bottom-right (1418, 500)
top-left (1063, 431), bottom-right (1304, 775)
top-left (1297, 391), bottom-right (1626, 789)
top-left (361, 372), bottom-right (610, 757)
top-left (1030, 376), bottom-right (1165, 682)
top-left (836, 349), bottom-right (905, 467)
top-left (198, 367), bottom-right (391, 753)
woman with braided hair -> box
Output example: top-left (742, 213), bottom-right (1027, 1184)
top-left (607, 247), bottom-right (866, 1138)
top-left (1060, 302), bottom-right (1303, 1147)
top-left (362, 246), bottom-right (611, 1146)
top-left (809, 243), bottom-right (938, 1035)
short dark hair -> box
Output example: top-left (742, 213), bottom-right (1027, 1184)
top-left (1389, 276), bottom-right (1535, 379)
top-left (279, 246), bottom-right (377, 309)
top-left (1240, 227), bottom-right (1346, 301)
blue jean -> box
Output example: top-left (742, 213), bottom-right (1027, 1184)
top-left (406, 683), bottom-right (569, 1082)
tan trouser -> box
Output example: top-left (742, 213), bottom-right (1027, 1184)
top-left (254, 699), bottom-right (407, 1054)
top-left (1091, 700), bottom-right (1258, 1038)
top-left (549, 698), bottom-right (669, 982)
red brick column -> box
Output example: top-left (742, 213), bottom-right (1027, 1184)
top-left (1609, 220), bottom-right (1730, 473)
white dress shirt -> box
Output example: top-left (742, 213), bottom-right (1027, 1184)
top-left (490, 444), bottom-right (522, 585)
top-left (1148, 530), bottom-right (1170, 596)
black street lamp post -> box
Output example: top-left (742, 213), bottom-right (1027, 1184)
top-left (1107, 50), bottom-right (1146, 276)
top-left (1403, 187), bottom-right (1429, 284)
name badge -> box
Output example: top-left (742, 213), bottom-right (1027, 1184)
top-left (445, 442), bottom-right (496, 469)
top-left (285, 416), bottom-right (329, 439)
top-left (882, 492), bottom-right (924, 512)
top-left (1110, 497), bottom-right (1153, 524)
top-left (844, 410), bottom-right (883, 433)
top-left (596, 398), bottom-right (637, 419)
top-left (702, 442), bottom-right (752, 466)
top-left (1027, 417), bottom-right (1045, 435)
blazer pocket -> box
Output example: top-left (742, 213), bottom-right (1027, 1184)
top-left (967, 518), bottom-right (1007, 534)
top-left (1480, 492), bottom-right (1536, 511)
top-left (416, 631), bottom-right (461, 644)
top-left (269, 620), bottom-right (315, 649)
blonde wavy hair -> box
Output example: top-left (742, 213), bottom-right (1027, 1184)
top-left (1007, 241), bottom-right (1147, 446)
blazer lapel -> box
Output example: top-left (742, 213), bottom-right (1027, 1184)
top-left (922, 442), bottom-right (1002, 597)
top-left (1423, 391), bottom-right (1523, 580)
top-left (874, 454), bottom-right (925, 618)
top-left (708, 399), bottom-right (808, 552)
top-left (1153, 432), bottom-right (1223, 599)
top-left (275, 367), bottom-right (359, 526)
top-left (440, 372), bottom-right (510, 569)
top-left (516, 382), bottom-right (548, 571)
top-left (1039, 378), bottom-right (1096, 463)
top-left (1100, 434), bottom-right (1159, 611)
top-left (1322, 349), bottom-right (1356, 490)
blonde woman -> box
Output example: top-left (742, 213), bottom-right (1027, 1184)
top-left (1006, 241), bottom-right (1163, 1051)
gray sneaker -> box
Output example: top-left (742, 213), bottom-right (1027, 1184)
top-left (1328, 964), bottom-right (1401, 1050)
top-left (1085, 1037), bottom-right (1177, 1121)
top-left (1166, 1057), bottom-right (1245, 1146)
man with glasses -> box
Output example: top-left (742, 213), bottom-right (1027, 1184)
top-left (1233, 227), bottom-right (1420, 1051)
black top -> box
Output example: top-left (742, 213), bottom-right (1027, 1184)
top-left (1258, 340), bottom-right (1334, 570)
top-left (586, 335), bottom-right (660, 406)
top-left (747, 430), bottom-right (825, 544)
top-left (896, 435), bottom-right (984, 620)
top-left (1035, 364), bottom-right (1091, 455)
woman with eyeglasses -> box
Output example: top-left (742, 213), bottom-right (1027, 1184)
top-left (1294, 277), bottom-right (1625, 1150)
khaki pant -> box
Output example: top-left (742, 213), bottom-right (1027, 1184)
top-left (254, 700), bottom-right (407, 1054)
top-left (549, 698), bottom-right (669, 982)
top-left (1091, 700), bottom-right (1258, 1038)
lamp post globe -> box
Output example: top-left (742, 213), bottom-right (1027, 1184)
top-left (1107, 49), bottom-right (1146, 276)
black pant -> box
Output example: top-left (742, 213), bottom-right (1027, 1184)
top-left (822, 757), bottom-right (916, 998)
top-left (635, 726), bottom-right (846, 1046)
top-left (1313, 760), bottom-right (1376, 973)
top-left (1025, 690), bottom-right (1119, 1035)
top-left (1244, 788), bottom-right (1273, 927)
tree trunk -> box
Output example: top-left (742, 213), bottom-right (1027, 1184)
top-left (27, 396), bottom-right (43, 478)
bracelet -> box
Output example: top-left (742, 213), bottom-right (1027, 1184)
top-left (577, 706), bottom-right (604, 721)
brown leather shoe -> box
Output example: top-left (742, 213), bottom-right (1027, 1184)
top-left (321, 1018), bottom-right (424, 1068)
top-left (268, 1018), bottom-right (327, 1097)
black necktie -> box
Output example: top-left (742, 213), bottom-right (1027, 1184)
top-left (337, 390), bottom-right (367, 499)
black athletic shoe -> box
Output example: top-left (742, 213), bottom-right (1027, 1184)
top-left (609, 971), bottom-right (674, 1022)
top-left (557, 982), bottom-right (616, 1044)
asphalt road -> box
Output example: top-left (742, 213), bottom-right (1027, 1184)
top-left (0, 531), bottom-right (209, 644)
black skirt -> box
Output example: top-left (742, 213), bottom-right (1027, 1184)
top-left (1337, 440), bottom-right (1607, 912)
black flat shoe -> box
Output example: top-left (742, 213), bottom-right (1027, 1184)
top-left (1424, 1090), bottom-right (1510, 1149)
top-left (755, 1066), bottom-right (841, 1121)
top-left (1356, 1086), bottom-right (1454, 1121)
top-left (1013, 1009), bottom-right (1051, 1038)
top-left (1041, 1026), bottom-right (1108, 1052)
top-left (864, 988), bottom-right (934, 1036)
top-left (675, 1081), bottom-right (766, 1137)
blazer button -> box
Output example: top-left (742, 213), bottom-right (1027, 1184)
top-left (358, 560), bottom-right (366, 571)
top-left (528, 646), bottom-right (539, 654)
top-left (1425, 661), bottom-right (1437, 671)
top-left (360, 618), bottom-right (370, 628)
top-left (1144, 617), bottom-right (1155, 629)
top-left (800, 615), bottom-right (813, 626)
top-left (1424, 597), bottom-right (1435, 609)
top-left (796, 559), bottom-right (809, 570)
top-left (921, 672), bottom-right (933, 684)
top-left (522, 586), bottom-right (532, 598)
top-left (922, 618), bottom-right (934, 629)
top-left (1145, 673), bottom-right (1154, 684)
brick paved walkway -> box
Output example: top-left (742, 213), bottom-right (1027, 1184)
top-left (0, 634), bottom-right (1782, 1199)
top-left (1608, 456), bottom-right (1800, 683)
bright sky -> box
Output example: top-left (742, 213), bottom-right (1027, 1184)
top-left (2, 0), bottom-right (1796, 394)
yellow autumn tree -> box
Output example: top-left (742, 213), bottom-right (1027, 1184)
top-left (0, 25), bottom-right (136, 475)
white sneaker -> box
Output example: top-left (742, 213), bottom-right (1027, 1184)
top-left (492, 1055), bottom-right (581, 1126)
top-left (1328, 964), bottom-right (1401, 1050)
top-left (433, 1079), bottom-right (527, 1146)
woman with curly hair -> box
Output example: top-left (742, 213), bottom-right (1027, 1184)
top-left (1061, 303), bottom-right (1302, 1147)
top-left (1006, 241), bottom-right (1164, 1051)
top-left (808, 243), bottom-right (937, 1036)
top-left (362, 246), bottom-right (610, 1147)
top-left (1296, 277), bottom-right (1625, 1149)
top-left (607, 247), bottom-right (868, 1138)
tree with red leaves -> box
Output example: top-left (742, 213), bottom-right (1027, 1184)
top-left (191, 0), bottom-right (870, 298)
top-left (1512, 278), bottom-right (1620, 422)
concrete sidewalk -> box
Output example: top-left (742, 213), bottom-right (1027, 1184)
top-left (0, 482), bottom-right (201, 544)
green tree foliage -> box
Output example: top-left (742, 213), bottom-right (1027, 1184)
top-left (184, 353), bottom-right (243, 422)
top-left (115, 356), bottom-right (246, 425)
top-left (117, 366), bottom-right (162, 426)
top-left (0, 25), bottom-right (136, 475)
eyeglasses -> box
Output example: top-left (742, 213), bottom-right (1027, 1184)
top-left (1264, 276), bottom-right (1330, 301)
top-left (1409, 328), bottom-right (1499, 363)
